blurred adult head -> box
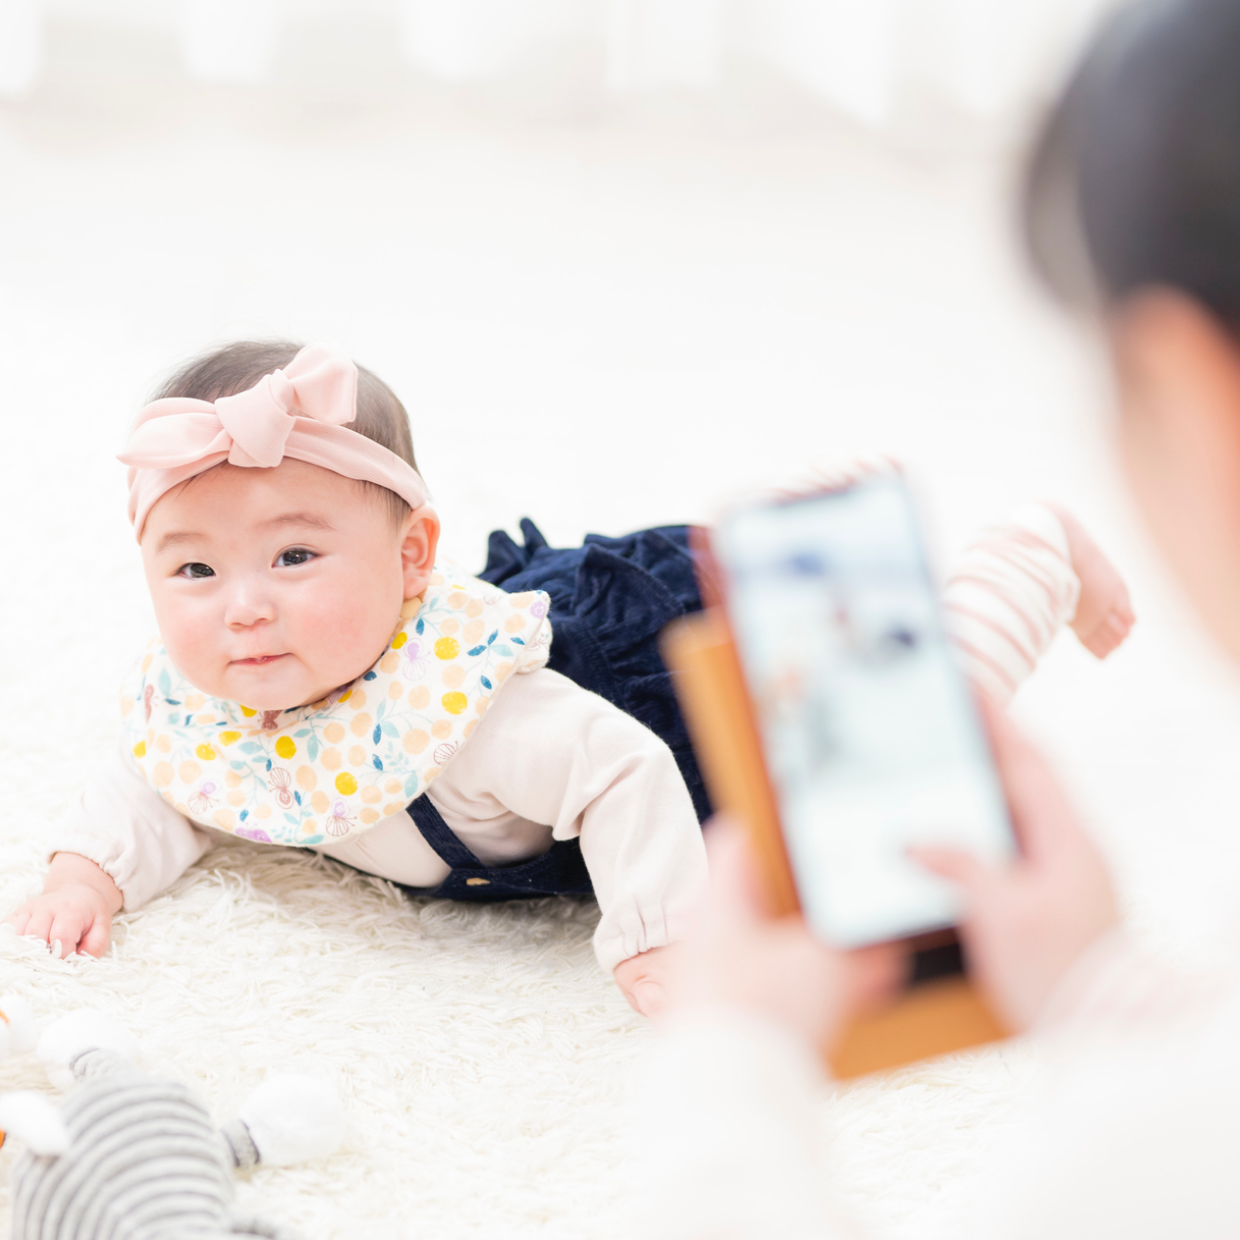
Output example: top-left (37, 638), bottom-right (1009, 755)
top-left (1024, 0), bottom-right (1240, 661)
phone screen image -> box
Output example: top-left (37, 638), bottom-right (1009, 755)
top-left (716, 477), bottom-right (1016, 949)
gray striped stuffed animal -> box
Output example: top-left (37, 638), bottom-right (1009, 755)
top-left (0, 1004), bottom-right (343, 1240)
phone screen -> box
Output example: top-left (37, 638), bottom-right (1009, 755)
top-left (716, 477), bottom-right (1016, 949)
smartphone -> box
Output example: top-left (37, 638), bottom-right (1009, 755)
top-left (713, 475), bottom-right (1016, 950)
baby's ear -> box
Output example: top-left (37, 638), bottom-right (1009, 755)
top-left (0, 994), bottom-right (38, 1059)
top-left (401, 504), bottom-right (440, 599)
top-left (0, 1091), bottom-right (70, 1156)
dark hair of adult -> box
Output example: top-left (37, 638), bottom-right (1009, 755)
top-left (1023, 0), bottom-right (1240, 326)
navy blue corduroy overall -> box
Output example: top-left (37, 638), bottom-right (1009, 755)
top-left (404, 519), bottom-right (709, 902)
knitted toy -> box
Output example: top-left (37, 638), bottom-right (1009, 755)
top-left (0, 997), bottom-right (343, 1240)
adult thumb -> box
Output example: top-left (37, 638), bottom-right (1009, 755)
top-left (908, 844), bottom-right (991, 894)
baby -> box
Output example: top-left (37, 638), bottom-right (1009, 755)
top-left (6, 343), bottom-right (1134, 1016)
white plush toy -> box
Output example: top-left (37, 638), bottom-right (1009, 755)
top-left (0, 996), bottom-right (344, 1240)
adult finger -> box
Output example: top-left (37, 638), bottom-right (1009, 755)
top-left (702, 816), bottom-right (769, 924)
top-left (908, 844), bottom-right (994, 893)
top-left (848, 942), bottom-right (907, 1010)
top-left (981, 704), bottom-right (1082, 864)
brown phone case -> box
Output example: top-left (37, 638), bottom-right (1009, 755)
top-left (662, 604), bottom-right (1007, 1078)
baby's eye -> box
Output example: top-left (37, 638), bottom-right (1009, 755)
top-left (177, 562), bottom-right (215, 579)
top-left (275, 547), bottom-right (315, 568)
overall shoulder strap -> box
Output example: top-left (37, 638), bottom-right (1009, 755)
top-left (406, 794), bottom-right (483, 869)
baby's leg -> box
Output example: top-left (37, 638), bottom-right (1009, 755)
top-left (770, 451), bottom-right (902, 499)
top-left (1050, 504), bottom-right (1136, 658)
top-left (944, 504), bottom-right (1135, 706)
top-left (770, 455), bottom-right (1134, 704)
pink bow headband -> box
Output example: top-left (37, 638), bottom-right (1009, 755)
top-left (119, 344), bottom-right (428, 539)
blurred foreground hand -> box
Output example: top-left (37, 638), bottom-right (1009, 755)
top-left (664, 817), bottom-right (900, 1050)
top-left (665, 703), bottom-right (1120, 1046)
top-left (911, 702), bottom-right (1120, 1031)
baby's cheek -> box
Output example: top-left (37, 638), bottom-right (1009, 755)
top-left (291, 582), bottom-right (395, 678)
top-left (159, 602), bottom-right (224, 689)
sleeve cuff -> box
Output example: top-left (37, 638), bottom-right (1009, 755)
top-left (595, 903), bottom-right (690, 973)
top-left (41, 830), bottom-right (129, 901)
top-left (1034, 926), bottom-right (1201, 1041)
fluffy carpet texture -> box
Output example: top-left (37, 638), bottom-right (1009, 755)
top-left (6, 35), bottom-right (1240, 1240)
top-left (0, 842), bottom-right (644, 1238)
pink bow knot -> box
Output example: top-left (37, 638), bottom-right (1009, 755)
top-left (119, 343), bottom-right (429, 538)
top-left (215, 348), bottom-right (356, 467)
top-left (121, 344), bottom-right (358, 472)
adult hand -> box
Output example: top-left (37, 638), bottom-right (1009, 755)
top-left (911, 703), bottom-right (1120, 1032)
top-left (667, 817), bottom-right (900, 1050)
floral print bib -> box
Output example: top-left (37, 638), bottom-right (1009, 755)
top-left (121, 566), bottom-right (551, 847)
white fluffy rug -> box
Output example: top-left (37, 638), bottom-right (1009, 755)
top-left (0, 841), bottom-right (646, 1237)
top-left (6, 42), bottom-right (1240, 1240)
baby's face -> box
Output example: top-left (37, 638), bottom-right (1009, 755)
top-left (141, 459), bottom-right (434, 710)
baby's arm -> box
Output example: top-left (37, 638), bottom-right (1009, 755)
top-left (435, 668), bottom-right (707, 1015)
top-left (6, 740), bottom-right (214, 956)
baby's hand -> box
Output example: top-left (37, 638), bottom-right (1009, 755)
top-left (614, 945), bottom-right (675, 1018)
top-left (7, 888), bottom-right (114, 958)
top-left (6, 853), bottom-right (122, 958)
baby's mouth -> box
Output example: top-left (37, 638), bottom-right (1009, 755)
top-left (231, 654), bottom-right (289, 667)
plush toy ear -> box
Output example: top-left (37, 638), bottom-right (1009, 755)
top-left (37, 1011), bottom-right (140, 1090)
top-left (231, 1074), bottom-right (344, 1167)
top-left (0, 994), bottom-right (38, 1060)
top-left (0, 1091), bottom-right (70, 1156)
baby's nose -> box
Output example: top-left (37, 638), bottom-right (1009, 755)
top-left (223, 584), bottom-right (277, 627)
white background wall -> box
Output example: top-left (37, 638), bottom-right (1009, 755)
top-left (3, 0), bottom-right (1119, 130)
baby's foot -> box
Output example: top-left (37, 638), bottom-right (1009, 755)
top-left (789, 451), bottom-right (902, 496)
top-left (1050, 505), bottom-right (1136, 659)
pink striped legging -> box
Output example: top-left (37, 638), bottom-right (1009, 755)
top-left (780, 456), bottom-right (1083, 708)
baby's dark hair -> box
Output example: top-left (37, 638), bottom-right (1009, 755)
top-left (1023, 0), bottom-right (1240, 326)
top-left (154, 340), bottom-right (421, 520)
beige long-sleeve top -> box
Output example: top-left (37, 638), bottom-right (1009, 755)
top-left (45, 667), bottom-right (707, 972)
top-left (639, 931), bottom-right (1240, 1239)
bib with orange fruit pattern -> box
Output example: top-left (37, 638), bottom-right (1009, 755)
top-left (121, 566), bottom-right (551, 847)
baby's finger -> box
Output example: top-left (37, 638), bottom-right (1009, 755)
top-left (24, 909), bottom-right (55, 945)
top-left (78, 917), bottom-right (111, 959)
top-left (48, 912), bottom-right (85, 956)
top-left (632, 978), bottom-right (668, 1019)
top-left (5, 909), bottom-right (31, 936)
